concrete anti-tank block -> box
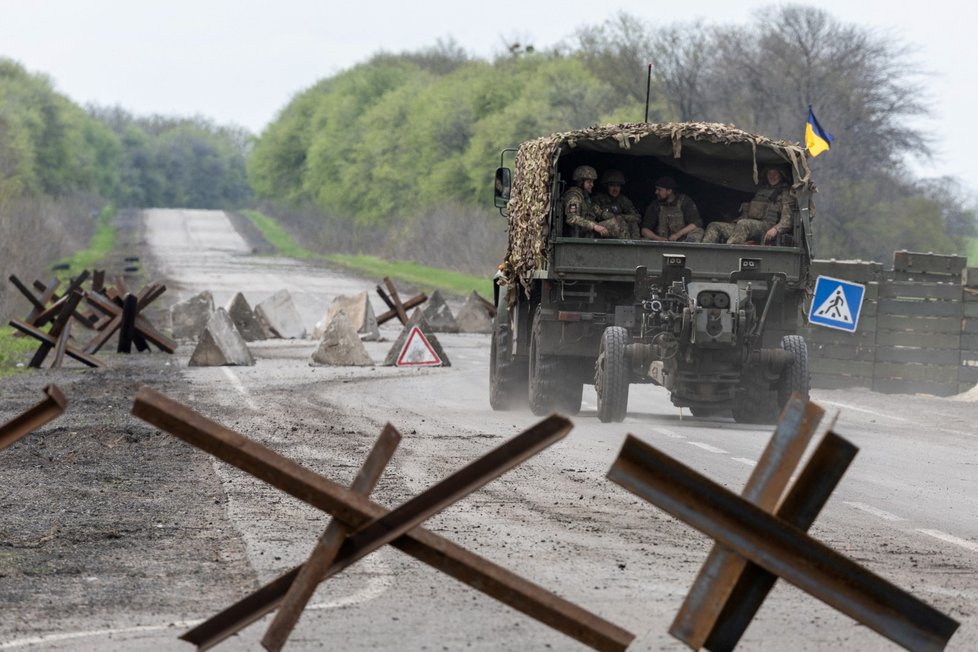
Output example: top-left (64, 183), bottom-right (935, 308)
top-left (455, 291), bottom-right (493, 333)
top-left (225, 292), bottom-right (267, 341)
top-left (313, 292), bottom-right (381, 341)
top-left (189, 308), bottom-right (255, 366)
top-left (383, 309), bottom-right (451, 367)
top-left (422, 289), bottom-right (459, 333)
top-left (255, 289), bottom-right (306, 339)
top-left (310, 312), bottom-right (374, 367)
top-left (170, 290), bottom-right (215, 340)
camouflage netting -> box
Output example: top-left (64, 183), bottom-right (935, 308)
top-left (503, 122), bottom-right (813, 294)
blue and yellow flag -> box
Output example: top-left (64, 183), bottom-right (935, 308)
top-left (804, 106), bottom-right (834, 157)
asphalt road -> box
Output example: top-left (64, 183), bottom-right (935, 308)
top-left (5, 209), bottom-right (975, 651)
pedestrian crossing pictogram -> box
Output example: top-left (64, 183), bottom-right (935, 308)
top-left (808, 276), bottom-right (865, 333)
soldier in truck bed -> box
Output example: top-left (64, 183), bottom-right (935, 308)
top-left (563, 165), bottom-right (632, 238)
top-left (702, 166), bottom-right (797, 244)
top-left (640, 176), bottom-right (704, 242)
top-left (592, 169), bottom-right (641, 238)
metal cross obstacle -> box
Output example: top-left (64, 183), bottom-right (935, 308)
top-left (130, 387), bottom-right (635, 651)
top-left (9, 290), bottom-right (103, 369)
top-left (84, 280), bottom-right (175, 354)
top-left (0, 384), bottom-right (66, 451)
top-left (375, 276), bottom-right (427, 326)
top-left (607, 396), bottom-right (960, 652)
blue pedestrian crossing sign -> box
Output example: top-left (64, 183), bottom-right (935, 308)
top-left (808, 276), bottom-right (866, 333)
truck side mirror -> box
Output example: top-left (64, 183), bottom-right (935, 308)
top-left (494, 167), bottom-right (512, 209)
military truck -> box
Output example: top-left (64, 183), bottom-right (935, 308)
top-left (489, 122), bottom-right (815, 423)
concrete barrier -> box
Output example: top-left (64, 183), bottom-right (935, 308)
top-left (189, 308), bottom-right (255, 367)
top-left (225, 292), bottom-right (267, 342)
top-left (384, 310), bottom-right (451, 367)
top-left (170, 290), bottom-right (214, 340)
top-left (255, 289), bottom-right (306, 339)
top-left (310, 312), bottom-right (374, 367)
top-left (313, 292), bottom-right (380, 341)
top-left (455, 291), bottom-right (493, 334)
top-left (422, 289), bottom-right (459, 333)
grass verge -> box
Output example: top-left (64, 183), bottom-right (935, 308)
top-left (53, 205), bottom-right (117, 279)
top-left (240, 210), bottom-right (492, 297)
top-left (0, 325), bottom-right (38, 376)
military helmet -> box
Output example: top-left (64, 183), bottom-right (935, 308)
top-left (572, 165), bottom-right (598, 182)
top-left (601, 169), bottom-right (626, 186)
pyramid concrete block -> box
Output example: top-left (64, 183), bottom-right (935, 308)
top-left (170, 290), bottom-right (214, 340)
top-left (313, 292), bottom-right (380, 341)
top-left (310, 312), bottom-right (374, 367)
top-left (189, 308), bottom-right (255, 367)
top-left (422, 289), bottom-right (459, 333)
top-left (225, 292), bottom-right (267, 342)
top-left (255, 289), bottom-right (306, 339)
top-left (455, 291), bottom-right (493, 333)
top-left (383, 310), bottom-right (451, 367)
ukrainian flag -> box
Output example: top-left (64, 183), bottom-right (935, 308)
top-left (805, 105), bottom-right (834, 157)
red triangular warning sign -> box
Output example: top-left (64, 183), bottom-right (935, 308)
top-left (395, 326), bottom-right (442, 366)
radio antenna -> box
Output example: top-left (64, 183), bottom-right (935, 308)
top-left (644, 63), bottom-right (653, 123)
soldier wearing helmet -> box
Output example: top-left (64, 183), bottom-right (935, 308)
top-left (702, 166), bottom-right (796, 244)
top-left (563, 165), bottom-right (631, 238)
top-left (593, 169), bottom-right (641, 238)
top-left (641, 176), bottom-right (704, 242)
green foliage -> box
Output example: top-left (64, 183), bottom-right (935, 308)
top-left (0, 58), bottom-right (114, 198)
top-left (248, 52), bottom-right (637, 226)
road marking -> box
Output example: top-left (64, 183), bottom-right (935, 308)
top-left (0, 555), bottom-right (392, 649)
top-left (687, 442), bottom-right (728, 454)
top-left (655, 428), bottom-right (685, 439)
top-left (731, 457), bottom-right (757, 466)
top-left (843, 501), bottom-right (907, 521)
top-left (916, 529), bottom-right (978, 553)
top-left (819, 401), bottom-right (907, 422)
top-left (222, 367), bottom-right (259, 411)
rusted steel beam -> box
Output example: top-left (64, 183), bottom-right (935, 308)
top-left (704, 431), bottom-right (859, 651)
top-left (383, 277), bottom-right (408, 324)
top-left (0, 385), bottom-right (66, 451)
top-left (262, 425), bottom-right (400, 652)
top-left (9, 319), bottom-right (103, 368)
top-left (376, 294), bottom-right (427, 325)
top-left (608, 435), bottom-right (959, 652)
top-left (51, 318), bottom-right (72, 368)
top-left (29, 290), bottom-right (82, 368)
top-left (670, 396), bottom-right (824, 648)
top-left (11, 275), bottom-right (56, 315)
top-left (132, 388), bottom-right (633, 652)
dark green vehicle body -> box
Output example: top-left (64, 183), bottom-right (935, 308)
top-left (489, 122), bottom-right (814, 423)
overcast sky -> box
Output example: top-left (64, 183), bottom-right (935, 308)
top-left (2, 1), bottom-right (976, 191)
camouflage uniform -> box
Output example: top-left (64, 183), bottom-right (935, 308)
top-left (702, 183), bottom-right (796, 244)
top-left (642, 194), bottom-right (704, 242)
top-left (593, 192), bottom-right (641, 238)
top-left (563, 187), bottom-right (632, 238)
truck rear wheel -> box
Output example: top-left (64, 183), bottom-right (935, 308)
top-left (778, 335), bottom-right (810, 406)
top-left (596, 326), bottom-right (629, 423)
top-left (528, 310), bottom-right (582, 415)
top-left (489, 299), bottom-right (527, 410)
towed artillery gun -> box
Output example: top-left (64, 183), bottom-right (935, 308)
top-left (490, 122), bottom-right (815, 423)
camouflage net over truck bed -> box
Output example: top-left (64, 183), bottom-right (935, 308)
top-left (503, 122), bottom-right (812, 293)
